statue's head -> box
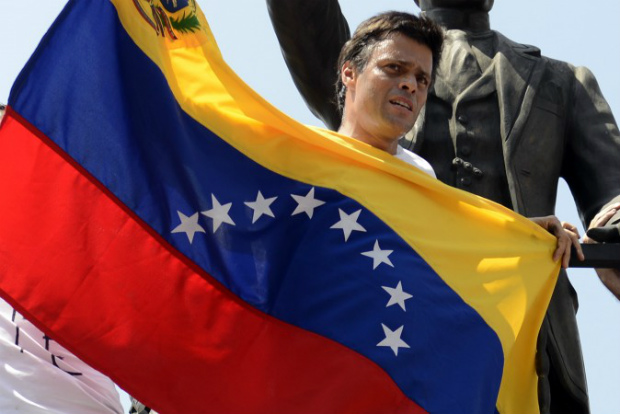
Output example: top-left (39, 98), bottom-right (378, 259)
top-left (413, 0), bottom-right (495, 12)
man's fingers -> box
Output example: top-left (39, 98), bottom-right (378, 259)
top-left (584, 207), bottom-right (619, 244)
top-left (553, 240), bottom-right (570, 268)
top-left (591, 205), bottom-right (620, 228)
top-left (552, 232), bottom-right (569, 265)
top-left (561, 236), bottom-right (572, 268)
top-left (547, 219), bottom-right (561, 236)
top-left (552, 222), bottom-right (583, 268)
top-left (561, 221), bottom-right (581, 238)
top-left (562, 222), bottom-right (584, 261)
top-left (572, 237), bottom-right (584, 262)
top-left (593, 208), bottom-right (617, 227)
top-left (530, 216), bottom-right (583, 267)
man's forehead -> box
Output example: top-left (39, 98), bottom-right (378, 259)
top-left (366, 35), bottom-right (433, 76)
top-left (371, 35), bottom-right (431, 60)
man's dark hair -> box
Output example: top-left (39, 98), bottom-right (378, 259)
top-left (336, 11), bottom-right (444, 113)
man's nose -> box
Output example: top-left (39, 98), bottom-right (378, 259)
top-left (399, 75), bottom-right (417, 92)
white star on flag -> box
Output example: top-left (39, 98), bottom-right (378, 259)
top-left (377, 323), bottom-right (410, 356)
top-left (171, 211), bottom-right (205, 244)
top-left (290, 187), bottom-right (325, 219)
top-left (361, 240), bottom-right (394, 270)
top-left (382, 281), bottom-right (413, 311)
top-left (330, 208), bottom-right (367, 241)
top-left (244, 191), bottom-right (277, 223)
top-left (201, 194), bottom-right (235, 232)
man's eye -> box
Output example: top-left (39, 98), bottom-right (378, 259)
top-left (417, 76), bottom-right (429, 86)
top-left (386, 64), bottom-right (400, 71)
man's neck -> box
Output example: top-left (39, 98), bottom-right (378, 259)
top-left (421, 8), bottom-right (491, 33)
top-left (337, 125), bottom-right (399, 155)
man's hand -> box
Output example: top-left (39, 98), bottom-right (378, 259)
top-left (530, 215), bottom-right (584, 269)
top-left (584, 203), bottom-right (620, 300)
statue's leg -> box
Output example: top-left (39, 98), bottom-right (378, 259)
top-left (542, 271), bottom-right (590, 414)
top-left (537, 318), bottom-right (551, 414)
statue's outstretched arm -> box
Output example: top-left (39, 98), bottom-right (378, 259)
top-left (266, 0), bottom-right (350, 130)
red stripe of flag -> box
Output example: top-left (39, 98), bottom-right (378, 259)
top-left (0, 108), bottom-right (427, 414)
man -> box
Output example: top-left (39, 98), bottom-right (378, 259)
top-left (266, 1), bottom-right (620, 413)
top-left (337, 9), bottom-right (581, 260)
top-left (335, 11), bottom-right (441, 176)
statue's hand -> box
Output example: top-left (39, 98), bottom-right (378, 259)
top-left (529, 215), bottom-right (583, 269)
top-left (584, 202), bottom-right (620, 300)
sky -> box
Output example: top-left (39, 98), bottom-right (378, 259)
top-left (1, 0), bottom-right (619, 413)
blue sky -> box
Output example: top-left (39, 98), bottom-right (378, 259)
top-left (1, 0), bottom-right (619, 412)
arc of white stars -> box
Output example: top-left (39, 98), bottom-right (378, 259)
top-left (382, 281), bottom-right (413, 311)
top-left (171, 211), bottom-right (205, 244)
top-left (201, 194), bottom-right (235, 233)
top-left (245, 191), bottom-right (277, 224)
top-left (377, 323), bottom-right (410, 356)
top-left (330, 208), bottom-right (367, 241)
top-left (290, 187), bottom-right (325, 219)
top-left (361, 240), bottom-right (394, 270)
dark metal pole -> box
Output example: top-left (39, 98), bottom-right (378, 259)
top-left (569, 244), bottom-right (620, 268)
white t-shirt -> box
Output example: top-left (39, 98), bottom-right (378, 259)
top-left (394, 145), bottom-right (437, 178)
top-left (0, 299), bottom-right (124, 414)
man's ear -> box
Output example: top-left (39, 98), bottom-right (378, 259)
top-left (341, 61), bottom-right (357, 90)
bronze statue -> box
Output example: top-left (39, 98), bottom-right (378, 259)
top-left (266, 0), bottom-right (620, 412)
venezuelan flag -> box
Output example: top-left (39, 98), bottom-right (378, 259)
top-left (0, 1), bottom-right (559, 413)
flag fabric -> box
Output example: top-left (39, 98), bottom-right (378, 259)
top-left (0, 1), bottom-right (560, 413)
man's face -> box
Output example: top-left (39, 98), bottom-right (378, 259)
top-left (341, 34), bottom-right (432, 152)
top-left (415, 0), bottom-right (494, 12)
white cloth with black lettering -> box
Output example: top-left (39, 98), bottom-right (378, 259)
top-left (0, 299), bottom-right (123, 413)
